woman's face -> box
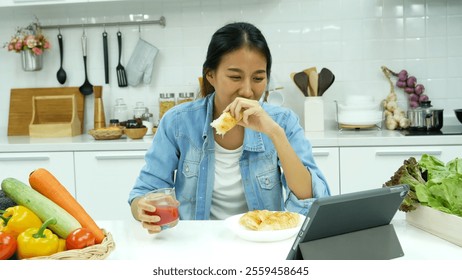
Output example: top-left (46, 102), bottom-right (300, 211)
top-left (207, 47), bottom-right (268, 112)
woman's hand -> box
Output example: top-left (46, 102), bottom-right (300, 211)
top-left (135, 198), bottom-right (162, 234)
top-left (225, 97), bottom-right (279, 136)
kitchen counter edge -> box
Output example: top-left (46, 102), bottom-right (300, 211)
top-left (1, 128), bottom-right (462, 153)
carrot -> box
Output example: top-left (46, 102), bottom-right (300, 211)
top-left (29, 168), bottom-right (105, 244)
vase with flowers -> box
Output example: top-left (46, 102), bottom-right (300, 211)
top-left (4, 20), bottom-right (51, 71)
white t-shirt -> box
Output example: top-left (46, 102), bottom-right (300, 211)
top-left (210, 141), bottom-right (248, 220)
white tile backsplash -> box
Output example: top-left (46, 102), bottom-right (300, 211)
top-left (1, 0), bottom-right (462, 135)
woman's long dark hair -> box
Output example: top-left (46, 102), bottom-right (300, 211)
top-left (201, 22), bottom-right (272, 97)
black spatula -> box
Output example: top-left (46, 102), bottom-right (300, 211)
top-left (318, 68), bottom-right (335, 96)
top-left (293, 71), bottom-right (309, 97)
top-left (116, 31), bottom-right (128, 87)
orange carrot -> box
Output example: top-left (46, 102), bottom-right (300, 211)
top-left (29, 168), bottom-right (105, 244)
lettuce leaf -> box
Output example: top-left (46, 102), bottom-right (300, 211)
top-left (416, 155), bottom-right (462, 217)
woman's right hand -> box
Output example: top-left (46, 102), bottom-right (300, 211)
top-left (134, 197), bottom-right (163, 234)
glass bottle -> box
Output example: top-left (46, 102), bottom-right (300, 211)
top-left (159, 93), bottom-right (176, 119)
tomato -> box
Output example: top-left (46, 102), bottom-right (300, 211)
top-left (0, 231), bottom-right (17, 260)
top-left (66, 228), bottom-right (96, 250)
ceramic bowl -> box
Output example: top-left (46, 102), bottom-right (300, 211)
top-left (344, 95), bottom-right (375, 106)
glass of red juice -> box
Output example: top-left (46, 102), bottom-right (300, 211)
top-left (143, 188), bottom-right (180, 230)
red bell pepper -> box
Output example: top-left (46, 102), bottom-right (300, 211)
top-left (66, 228), bottom-right (96, 250)
top-left (0, 231), bottom-right (17, 260)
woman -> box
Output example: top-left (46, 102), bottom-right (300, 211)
top-left (129, 22), bottom-right (330, 234)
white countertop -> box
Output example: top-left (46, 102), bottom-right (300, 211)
top-left (98, 217), bottom-right (461, 261)
top-left (1, 127), bottom-right (462, 153)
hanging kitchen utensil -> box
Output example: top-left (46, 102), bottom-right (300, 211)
top-left (318, 68), bottom-right (335, 96)
top-left (293, 71), bottom-right (309, 97)
top-left (79, 29), bottom-right (93, 95)
top-left (56, 29), bottom-right (67, 85)
top-left (116, 31), bottom-right (128, 87)
top-left (103, 28), bottom-right (109, 84)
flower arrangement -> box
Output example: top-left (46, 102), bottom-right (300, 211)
top-left (5, 21), bottom-right (50, 55)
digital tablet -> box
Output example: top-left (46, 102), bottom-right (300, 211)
top-left (286, 184), bottom-right (409, 260)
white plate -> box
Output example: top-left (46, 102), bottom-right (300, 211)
top-left (225, 212), bottom-right (305, 242)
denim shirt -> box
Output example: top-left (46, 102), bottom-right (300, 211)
top-left (128, 93), bottom-right (330, 220)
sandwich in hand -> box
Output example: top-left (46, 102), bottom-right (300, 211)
top-left (210, 111), bottom-right (243, 136)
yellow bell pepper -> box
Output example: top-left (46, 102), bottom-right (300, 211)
top-left (57, 238), bottom-right (67, 253)
top-left (0, 205), bottom-right (42, 238)
top-left (17, 217), bottom-right (59, 259)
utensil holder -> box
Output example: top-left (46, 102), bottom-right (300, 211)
top-left (29, 95), bottom-right (81, 137)
top-left (304, 97), bottom-right (324, 132)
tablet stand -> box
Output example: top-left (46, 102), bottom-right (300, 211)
top-left (297, 224), bottom-right (404, 260)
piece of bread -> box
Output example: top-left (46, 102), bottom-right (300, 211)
top-left (210, 111), bottom-right (242, 136)
top-left (239, 210), bottom-right (300, 231)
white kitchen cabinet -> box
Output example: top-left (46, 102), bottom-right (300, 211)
top-left (74, 150), bottom-right (147, 221)
top-left (339, 145), bottom-right (462, 194)
top-left (313, 148), bottom-right (340, 195)
top-left (0, 151), bottom-right (75, 196)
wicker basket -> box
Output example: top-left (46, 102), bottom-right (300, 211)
top-left (89, 128), bottom-right (123, 140)
top-left (27, 230), bottom-right (115, 260)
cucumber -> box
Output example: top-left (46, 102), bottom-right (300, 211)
top-left (1, 177), bottom-right (81, 238)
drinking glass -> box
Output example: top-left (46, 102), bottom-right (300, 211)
top-left (143, 188), bottom-right (179, 230)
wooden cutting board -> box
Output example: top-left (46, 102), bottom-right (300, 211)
top-left (7, 87), bottom-right (89, 136)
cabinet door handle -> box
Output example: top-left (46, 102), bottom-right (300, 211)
top-left (313, 151), bottom-right (330, 157)
top-left (0, 155), bottom-right (50, 161)
top-left (95, 155), bottom-right (145, 160)
top-left (375, 150), bottom-right (442, 156)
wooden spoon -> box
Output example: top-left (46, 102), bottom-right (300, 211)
top-left (308, 71), bottom-right (318, 97)
top-left (303, 67), bottom-right (317, 96)
top-left (292, 71), bottom-right (309, 97)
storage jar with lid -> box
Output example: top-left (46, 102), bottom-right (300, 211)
top-left (178, 92), bottom-right (194, 104)
top-left (109, 119), bottom-right (120, 128)
top-left (159, 93), bottom-right (176, 119)
top-left (133, 101), bottom-right (148, 120)
top-left (113, 98), bottom-right (129, 123)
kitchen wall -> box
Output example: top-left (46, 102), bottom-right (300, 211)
top-left (1, 0), bottom-right (461, 136)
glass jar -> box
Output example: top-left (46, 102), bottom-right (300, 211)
top-left (133, 101), bottom-right (148, 120)
top-left (113, 98), bottom-right (129, 123)
top-left (109, 119), bottom-right (120, 128)
top-left (159, 93), bottom-right (176, 119)
top-left (177, 92), bottom-right (194, 104)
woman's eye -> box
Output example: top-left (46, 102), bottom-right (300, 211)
top-left (229, 76), bottom-right (241, 80)
top-left (254, 77), bottom-right (265, 82)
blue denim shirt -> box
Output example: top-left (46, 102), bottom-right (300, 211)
top-left (128, 93), bottom-right (330, 220)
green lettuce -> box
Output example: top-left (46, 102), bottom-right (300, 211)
top-left (415, 155), bottom-right (462, 217)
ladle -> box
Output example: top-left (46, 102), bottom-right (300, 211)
top-left (56, 31), bottom-right (67, 85)
top-left (79, 30), bottom-right (93, 95)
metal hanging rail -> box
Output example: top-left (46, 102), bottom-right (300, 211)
top-left (40, 16), bottom-right (166, 30)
